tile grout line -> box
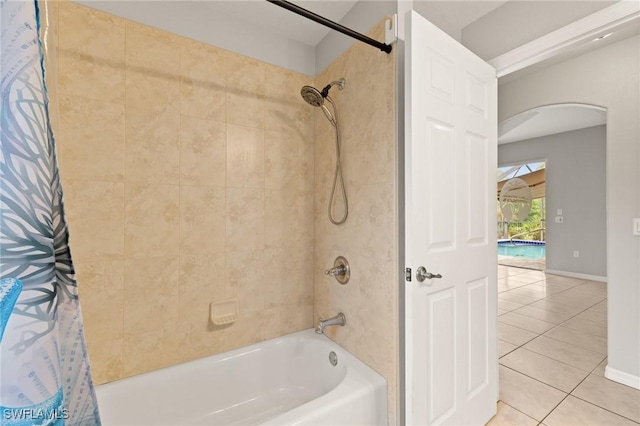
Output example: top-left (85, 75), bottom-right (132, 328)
top-left (568, 393), bottom-right (640, 424)
top-left (500, 344), bottom-right (605, 375)
top-left (500, 364), bottom-right (571, 396)
top-left (497, 400), bottom-right (540, 424)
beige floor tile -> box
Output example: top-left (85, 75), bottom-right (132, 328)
top-left (512, 305), bottom-right (575, 324)
top-left (498, 285), bottom-right (511, 293)
top-left (543, 326), bottom-right (607, 355)
top-left (499, 340), bottom-right (519, 358)
top-left (499, 365), bottom-right (567, 421)
top-left (544, 275), bottom-right (587, 286)
top-left (499, 292), bottom-right (543, 305)
top-left (521, 283), bottom-right (568, 295)
top-left (498, 309), bottom-right (509, 316)
top-left (499, 312), bottom-right (557, 334)
top-left (589, 300), bottom-right (607, 313)
top-left (530, 300), bottom-right (586, 316)
top-left (561, 316), bottom-right (607, 338)
top-left (591, 358), bottom-right (607, 376)
top-left (500, 348), bottom-right (590, 392)
top-left (487, 402), bottom-right (538, 426)
top-left (498, 299), bottom-right (525, 312)
top-left (507, 275), bottom-right (545, 285)
top-left (498, 285), bottom-right (529, 294)
top-left (498, 323), bottom-right (540, 346)
top-left (534, 280), bottom-right (581, 292)
top-left (572, 374), bottom-right (640, 423)
top-left (498, 280), bottom-right (530, 289)
top-left (524, 336), bottom-right (606, 372)
top-left (520, 270), bottom-right (547, 279)
top-left (574, 309), bottom-right (607, 324)
top-left (545, 395), bottom-right (637, 426)
top-left (509, 286), bottom-right (556, 299)
top-left (543, 292), bottom-right (604, 309)
top-left (574, 281), bottom-right (607, 297)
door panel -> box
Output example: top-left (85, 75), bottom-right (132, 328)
top-left (428, 288), bottom-right (455, 424)
top-left (467, 132), bottom-right (489, 245)
top-left (467, 278), bottom-right (489, 396)
top-left (425, 119), bottom-right (456, 250)
top-left (405, 10), bottom-right (497, 426)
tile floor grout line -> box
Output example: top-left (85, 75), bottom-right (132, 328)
top-left (497, 400), bottom-right (540, 424)
top-left (543, 325), bottom-right (607, 344)
top-left (540, 361), bottom-right (602, 423)
top-left (497, 326), bottom-right (541, 348)
top-left (500, 364), bottom-right (572, 395)
top-left (568, 392), bottom-right (640, 424)
top-left (499, 345), bottom-right (603, 374)
top-left (500, 291), bottom-right (606, 328)
top-left (515, 332), bottom-right (608, 369)
top-left (537, 392), bottom-right (572, 425)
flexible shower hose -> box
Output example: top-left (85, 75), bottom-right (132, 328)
top-left (328, 119), bottom-right (348, 225)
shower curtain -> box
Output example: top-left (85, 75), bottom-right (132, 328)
top-left (0, 1), bottom-right (101, 424)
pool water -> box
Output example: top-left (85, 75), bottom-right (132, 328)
top-left (498, 242), bottom-right (545, 259)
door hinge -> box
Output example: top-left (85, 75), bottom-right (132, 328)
top-left (405, 267), bottom-right (412, 282)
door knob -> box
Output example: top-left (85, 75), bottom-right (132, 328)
top-left (416, 266), bottom-right (442, 282)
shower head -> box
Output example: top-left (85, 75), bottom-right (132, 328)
top-left (301, 86), bottom-right (324, 107)
top-left (300, 78), bottom-right (345, 125)
top-left (300, 78), bottom-right (345, 106)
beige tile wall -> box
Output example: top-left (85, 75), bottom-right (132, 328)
top-left (45, 3), bottom-right (398, 422)
top-left (49, 2), bottom-right (315, 384)
top-left (313, 21), bottom-right (399, 425)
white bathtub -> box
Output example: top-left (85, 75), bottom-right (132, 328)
top-left (95, 329), bottom-right (388, 425)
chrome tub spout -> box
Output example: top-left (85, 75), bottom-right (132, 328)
top-left (315, 312), bottom-right (346, 334)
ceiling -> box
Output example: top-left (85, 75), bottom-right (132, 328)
top-left (498, 104), bottom-right (607, 144)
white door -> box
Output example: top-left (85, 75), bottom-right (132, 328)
top-left (404, 10), bottom-right (498, 426)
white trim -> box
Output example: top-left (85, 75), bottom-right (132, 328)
top-left (488, 1), bottom-right (640, 77)
top-left (544, 269), bottom-right (607, 282)
top-left (605, 366), bottom-right (640, 390)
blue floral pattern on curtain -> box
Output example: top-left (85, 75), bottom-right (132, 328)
top-left (0, 1), bottom-right (101, 424)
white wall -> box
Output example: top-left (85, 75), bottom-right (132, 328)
top-left (499, 35), bottom-right (640, 385)
top-left (499, 126), bottom-right (607, 278)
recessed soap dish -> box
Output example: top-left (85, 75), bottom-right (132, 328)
top-left (209, 299), bottom-right (238, 325)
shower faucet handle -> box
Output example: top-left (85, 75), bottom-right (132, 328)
top-left (324, 256), bottom-right (350, 284)
top-left (325, 266), bottom-right (347, 276)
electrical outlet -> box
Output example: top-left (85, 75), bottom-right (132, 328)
top-left (634, 218), bottom-right (640, 236)
top-left (557, 209), bottom-right (563, 216)
top-left (555, 216), bottom-right (563, 223)
top-left (573, 251), bottom-right (579, 258)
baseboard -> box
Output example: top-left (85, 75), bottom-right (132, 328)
top-left (605, 366), bottom-right (640, 390)
top-left (543, 269), bottom-right (607, 282)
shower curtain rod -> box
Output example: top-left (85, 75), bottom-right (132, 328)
top-left (266, 0), bottom-right (393, 54)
